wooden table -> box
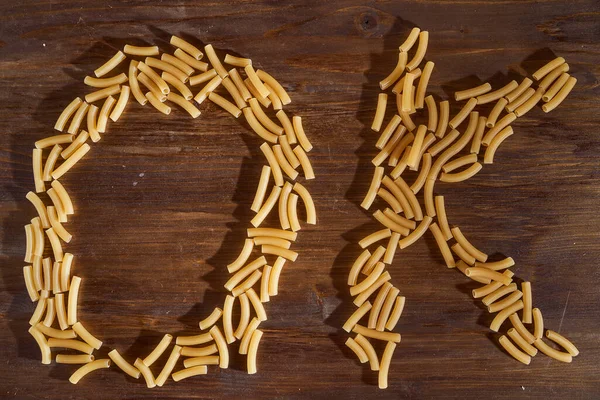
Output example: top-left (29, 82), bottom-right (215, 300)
top-left (1, 1), bottom-right (599, 398)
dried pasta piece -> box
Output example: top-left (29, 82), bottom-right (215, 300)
top-left (243, 107), bottom-right (278, 143)
top-left (381, 176), bottom-right (413, 219)
top-left (66, 101), bottom-right (89, 134)
top-left (55, 98), bottom-right (83, 131)
top-left (358, 229), bottom-right (392, 249)
top-left (350, 262), bottom-right (385, 297)
top-left (399, 27), bottom-right (421, 52)
top-left (239, 317), bottom-right (261, 355)
top-left (195, 75), bottom-right (223, 104)
top-left (176, 333), bottom-right (213, 347)
top-left (84, 73), bottom-right (128, 88)
top-left (180, 344), bottom-right (218, 357)
top-left (31, 217), bottom-right (45, 257)
top-left (59, 253), bottom-right (73, 291)
top-left (455, 83), bottom-right (491, 102)
top-left (372, 93), bottom-right (388, 132)
top-left (506, 87), bottom-right (535, 113)
top-left (471, 270), bottom-right (514, 298)
top-left (199, 308), bottom-right (223, 331)
top-left (440, 162), bottom-right (482, 183)
top-left (246, 288), bottom-right (267, 322)
top-left (146, 92), bottom-right (171, 115)
top-left (85, 84), bottom-right (121, 104)
top-left (249, 98), bottom-right (282, 134)
top-left (514, 87), bottom-right (544, 117)
top-left (354, 334), bottom-right (379, 371)
top-left (507, 328), bottom-right (537, 356)
top-left (66, 276), bottom-right (81, 325)
top-left (189, 69), bottom-right (218, 86)
top-left (484, 126), bottom-right (514, 164)
top-left (406, 124), bottom-right (426, 170)
top-left (362, 167), bottom-right (385, 210)
top-left (354, 271), bottom-right (391, 307)
top-left (256, 70), bottom-right (291, 105)
top-left (260, 143), bottom-right (284, 186)
top-left (487, 290), bottom-right (523, 313)
top-left (134, 358), bottom-right (156, 388)
top-left (162, 72), bottom-right (193, 101)
top-left (449, 97), bottom-right (477, 129)
top-left (46, 228), bottom-right (64, 262)
top-left (26, 192), bottom-right (50, 228)
top-left (475, 257), bottom-right (515, 271)
top-left (482, 113), bottom-right (516, 146)
top-left (167, 92), bottom-right (201, 118)
top-left (466, 267), bottom-right (512, 286)
top-left (378, 341), bottom-right (396, 389)
top-left (406, 31), bottom-right (428, 71)
top-left (380, 52), bottom-right (408, 90)
top-left (61, 130), bottom-right (89, 159)
top-left (94, 51), bottom-right (126, 78)
top-left (268, 257), bottom-right (286, 296)
top-left (546, 330), bottom-right (579, 357)
top-left (343, 301), bottom-right (372, 332)
top-left (108, 350), bottom-right (140, 379)
top-left (385, 296), bottom-right (405, 331)
top-left (345, 337), bottom-right (369, 363)
top-left (490, 300), bottom-right (523, 332)
top-left (429, 222), bottom-right (455, 268)
top-left (56, 354), bottom-right (95, 364)
top-left (72, 322), bottom-right (102, 350)
top-left (533, 308), bottom-right (544, 339)
top-left (424, 95), bottom-right (438, 132)
top-left (376, 286), bottom-right (400, 332)
top-left (353, 324), bottom-right (401, 343)
top-left (476, 80), bottom-right (518, 105)
top-left (247, 228), bottom-right (297, 241)
top-left (174, 48), bottom-right (208, 71)
top-left (534, 338), bottom-right (572, 363)
top-left (204, 44), bottom-right (228, 78)
top-left (246, 329), bottom-right (264, 374)
top-left (250, 186), bottom-right (282, 228)
top-left (234, 292), bottom-right (251, 339)
top-left (292, 116), bottom-right (313, 152)
top-left (470, 116), bottom-right (487, 154)
top-left (538, 63), bottom-right (569, 91)
top-left (29, 326), bottom-right (51, 364)
top-left (69, 359), bottom-right (111, 384)
top-left (293, 145), bottom-right (315, 180)
top-left (145, 57), bottom-right (188, 82)
top-left (171, 36), bottom-right (203, 60)
top-left (415, 61), bottom-right (434, 109)
top-left (505, 78), bottom-right (533, 103)
top-left (434, 196), bottom-right (452, 240)
top-left (161, 53), bottom-right (195, 76)
top-left (398, 216), bottom-right (432, 249)
top-left (42, 145), bottom-right (64, 182)
top-left (47, 338), bottom-right (93, 354)
top-left (522, 282), bottom-right (533, 324)
top-left (209, 92), bottom-right (242, 118)
top-left (499, 335), bottom-right (531, 365)
top-left (542, 72), bottom-right (570, 103)
top-left (541, 76), bottom-right (577, 113)
top-left (383, 232), bottom-right (401, 265)
top-left (209, 325), bottom-right (230, 368)
top-left (362, 246), bottom-right (386, 275)
top-left (368, 282), bottom-right (393, 328)
top-left (532, 57), bottom-right (565, 81)
top-left (155, 345), bottom-right (182, 387)
top-left (435, 100), bottom-right (449, 138)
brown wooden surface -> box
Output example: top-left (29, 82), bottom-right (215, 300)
top-left (1, 1), bottom-right (599, 398)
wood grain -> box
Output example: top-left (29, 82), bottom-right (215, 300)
top-left (1, 0), bottom-right (599, 398)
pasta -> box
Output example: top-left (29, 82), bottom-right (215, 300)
top-left (68, 359), bottom-right (111, 384)
top-left (507, 328), bottom-right (537, 356)
top-left (385, 296), bottom-right (405, 331)
top-left (541, 76), bottom-right (577, 113)
top-left (435, 100), bottom-right (450, 138)
top-left (465, 267), bottom-right (512, 286)
top-left (455, 83), bottom-right (491, 102)
top-left (376, 287), bottom-right (400, 332)
top-left (487, 290), bottom-right (523, 313)
top-left (85, 84), bottom-right (120, 104)
top-left (268, 257), bottom-right (285, 296)
top-left (29, 326), bottom-right (51, 364)
top-left (234, 292), bottom-right (251, 339)
top-left (434, 196), bottom-right (452, 240)
top-left (399, 217), bottom-right (432, 249)
top-left (48, 338), bottom-right (93, 354)
top-left (343, 301), bottom-right (373, 333)
top-left (538, 63), bottom-right (569, 91)
top-left (353, 324), bottom-right (401, 343)
top-left (173, 48), bottom-right (208, 72)
top-left (439, 162), bottom-right (482, 183)
top-left (484, 126), bottom-right (514, 164)
top-left (146, 92), bottom-right (171, 115)
top-left (490, 300), bottom-right (523, 332)
top-left (161, 53), bottom-right (195, 76)
top-left (109, 85), bottom-right (130, 122)
top-left (406, 31), bottom-right (428, 71)
top-left (354, 272), bottom-right (392, 307)
top-left (209, 92), bottom-right (242, 117)
top-left (256, 70), bottom-right (292, 105)
top-left (514, 87), bottom-right (544, 117)
top-left (293, 145), bottom-right (315, 180)
top-left (162, 72), bottom-right (194, 100)
top-left (542, 72), bottom-right (570, 102)
top-left (476, 80), bottom-right (518, 105)
top-left (545, 330), bottom-right (579, 357)
top-left (55, 97), bottom-right (83, 131)
top-left (533, 308), bottom-right (544, 339)
top-left (372, 93), bottom-right (388, 132)
top-left (29, 298), bottom-right (47, 326)
top-left (94, 51), bottom-right (126, 78)
top-left (399, 27), bottom-right (421, 52)
top-left (210, 325), bottom-right (230, 368)
top-left (521, 282), bottom-right (533, 324)
top-left (471, 271), bottom-right (514, 299)
top-left (38, 323), bottom-right (76, 340)
top-left (23, 266), bottom-right (39, 302)
top-left (425, 95), bottom-right (438, 132)
top-left (145, 57), bottom-right (188, 82)
top-left (532, 57), bottom-right (565, 81)
top-left (470, 116), bottom-right (487, 154)
top-left (482, 283), bottom-right (517, 306)
top-left (428, 128), bottom-right (459, 157)
top-left (51, 143), bottom-right (90, 180)
top-left (56, 354), bottom-right (95, 364)
top-left (442, 154), bottom-right (478, 174)
top-left (67, 276), bottom-right (81, 325)
top-left (345, 337), bottom-right (369, 363)
top-left (505, 78), bottom-right (533, 103)
top-left (383, 232), bottom-right (401, 264)
top-left (368, 282), bottom-right (393, 329)
top-left (246, 329), bottom-right (264, 374)
top-left (448, 97), bottom-right (477, 129)
top-left (67, 101), bottom-right (89, 134)
top-left (199, 307), bottom-right (223, 330)
top-left (292, 116), bottom-right (313, 152)
top-left (223, 77), bottom-right (248, 109)
top-left (362, 246), bottom-right (386, 274)
top-left (59, 253), bottom-right (73, 291)
top-left (407, 124), bottom-right (426, 170)
top-left (224, 54), bottom-right (252, 67)
top-left (506, 87), bottom-right (534, 113)
top-left (43, 145), bottom-right (64, 181)
top-left (244, 107), bottom-right (278, 143)
top-left (401, 73), bottom-right (416, 112)
top-left (72, 322), bottom-right (102, 350)
top-left (475, 257), bottom-right (515, 271)
top-left (51, 180), bottom-right (74, 215)
top-left (61, 130), bottom-right (89, 159)
top-left (181, 344), bottom-right (218, 357)
top-left (415, 61), bottom-right (434, 109)
top-left (155, 345), bottom-right (182, 386)
top-left (350, 262), bottom-right (385, 296)
top-left (481, 113), bottom-right (516, 146)
top-left (46, 228), bottom-right (64, 262)
top-left (26, 192), bottom-right (50, 228)
top-left (183, 356), bottom-right (219, 368)
top-left (189, 69), bottom-right (218, 86)
top-left (361, 167), bottom-right (384, 210)
top-left (223, 295), bottom-right (236, 343)
top-left (499, 335), bottom-right (531, 365)
top-left (134, 358), bottom-right (157, 388)
top-left (380, 52), bottom-right (408, 91)
top-left (534, 338), bottom-right (572, 363)
top-left (429, 223), bottom-right (455, 268)
top-left (87, 105), bottom-right (100, 142)
top-left (108, 349), bottom-right (141, 379)
top-left (167, 92), bottom-right (201, 118)
top-left (354, 334), bottom-right (379, 371)
top-left (378, 341), bottom-right (396, 389)
top-left (31, 217), bottom-right (45, 257)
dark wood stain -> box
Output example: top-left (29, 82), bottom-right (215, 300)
top-left (0, 1), bottom-right (599, 398)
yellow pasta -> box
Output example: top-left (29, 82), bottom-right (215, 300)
top-left (161, 72), bottom-right (194, 101)
top-left (45, 228), bottom-right (63, 262)
top-left (41, 146), bottom-right (63, 182)
top-left (43, 296), bottom-right (55, 327)
top-left (159, 54), bottom-right (194, 78)
top-left (166, 92), bottom-right (200, 118)
top-left (180, 344), bottom-right (218, 357)
top-left (368, 282), bottom-right (393, 329)
top-left (209, 325), bottom-right (229, 368)
top-left (532, 307), bottom-right (544, 339)
top-left (293, 182), bottom-right (316, 225)
top-left (258, 143), bottom-right (284, 186)
top-left (94, 51), bottom-right (126, 78)
top-left (85, 84), bottom-right (120, 104)
top-left (72, 322), bottom-right (102, 350)
top-left (67, 101), bottom-right (89, 134)
top-left (243, 107), bottom-right (278, 143)
top-left (376, 116), bottom-right (402, 150)
top-left (176, 332), bottom-right (213, 347)
top-left (383, 232), bottom-right (401, 265)
top-left (455, 83), bottom-right (491, 102)
top-left (29, 298), bottom-right (47, 326)
top-left (197, 307), bottom-right (223, 331)
top-left (499, 335), bottom-right (531, 365)
top-left (50, 180), bottom-right (73, 216)
top-left (108, 350), bottom-right (140, 379)
top-left (538, 63), bottom-right (569, 91)
top-left (507, 328), bottom-right (537, 356)
top-left (358, 228), bottom-right (392, 249)
top-left (29, 326), bottom-right (51, 364)
top-left (107, 85), bottom-right (130, 122)
top-left (55, 97), bottom-right (83, 131)
top-left (542, 76), bottom-right (577, 113)
top-left (506, 87), bottom-right (535, 113)
top-left (354, 271), bottom-right (391, 307)
top-left (222, 295), bottom-right (236, 343)
top-left (362, 246), bottom-right (386, 275)
top-left (189, 69), bottom-right (217, 87)
top-left (378, 341), bottom-right (396, 389)
top-left (381, 176), bottom-right (414, 219)
top-left (520, 281), bottom-right (533, 324)
top-left (48, 337), bottom-right (93, 354)
top-left (361, 167), bottom-right (384, 210)
top-left (127, 62), bottom-right (147, 107)
top-left (456, 260), bottom-right (490, 284)
top-left (532, 57), bottom-right (565, 81)
top-left (59, 253), bottom-right (73, 291)
top-left (505, 78), bottom-right (533, 103)
top-left (472, 270), bottom-right (514, 298)
top-left (246, 78), bottom-right (272, 108)
top-left (61, 130), bottom-right (89, 159)
top-left (134, 358), bottom-right (156, 388)
top-left (475, 257), bottom-right (515, 271)
top-left (172, 48), bottom-right (207, 72)
top-left (210, 92), bottom-right (243, 117)
top-left (372, 93), bottom-right (388, 132)
top-left (231, 269), bottom-right (260, 298)
top-left (542, 72), bottom-right (569, 103)
top-left (84, 73), bottom-right (128, 89)
top-left (470, 116), bottom-right (487, 154)
top-left (406, 124), bottom-right (426, 170)
top-left (449, 97), bottom-right (477, 129)
top-left (546, 330), bottom-right (579, 357)
top-left (96, 95), bottom-right (117, 132)
top-left (56, 354), bottom-right (95, 364)
top-left (380, 52), bottom-right (408, 90)
top-left (292, 116), bottom-right (313, 152)
top-left (353, 324), bottom-right (401, 343)
top-left (66, 275), bottom-right (81, 325)
top-left (293, 145), bottom-right (315, 180)
top-left (31, 217), bottom-right (45, 258)
top-left (534, 338), bottom-right (572, 363)
top-left (442, 154), bottom-right (477, 174)
top-left (145, 57), bottom-right (188, 82)
top-left (428, 128), bottom-right (459, 158)
top-left (376, 286), bottom-right (399, 332)
top-left (514, 87), bottom-right (544, 117)
top-left (490, 300), bottom-right (523, 332)
top-left (348, 249), bottom-right (371, 286)
top-left (399, 27), bottom-right (421, 52)
top-left (155, 345), bottom-right (182, 387)
top-left (26, 192), bottom-right (50, 229)
top-left (485, 97), bottom-right (508, 128)
top-left (406, 31), bottom-right (428, 71)
top-left (476, 80), bottom-right (518, 105)
top-left (440, 162), bottom-right (482, 183)
top-left (401, 73), bottom-right (416, 113)
top-left (466, 267), bottom-right (512, 286)
top-left (23, 266), bottom-right (39, 302)
top-left (484, 126), bottom-right (513, 164)
top-left (68, 359), bottom-right (111, 384)
top-left (414, 61), bottom-right (434, 109)
top-left (145, 91), bottom-right (171, 115)
top-left (435, 100), bottom-right (449, 138)
top-left (429, 222), bottom-right (455, 268)
top-left (246, 329), bottom-right (264, 374)
top-left (256, 70), bottom-right (292, 105)
top-left (481, 113), bottom-right (515, 146)
top-left (352, 334), bottom-right (378, 371)
top-left (248, 228), bottom-right (297, 241)
top-left (488, 290), bottom-right (523, 313)
top-left (373, 210), bottom-right (409, 236)
top-left (398, 216), bottom-right (432, 249)
top-left (345, 337), bottom-right (369, 363)
top-left (217, 78), bottom-right (245, 110)
top-left (247, 99), bottom-right (282, 135)
top-left (385, 296), bottom-right (405, 331)
top-left (85, 104), bottom-right (100, 143)
top-left (343, 301), bottom-right (372, 333)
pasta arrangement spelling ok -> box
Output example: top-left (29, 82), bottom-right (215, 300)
top-left (343, 26), bottom-right (578, 389)
top-left (25, 35), bottom-right (317, 386)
